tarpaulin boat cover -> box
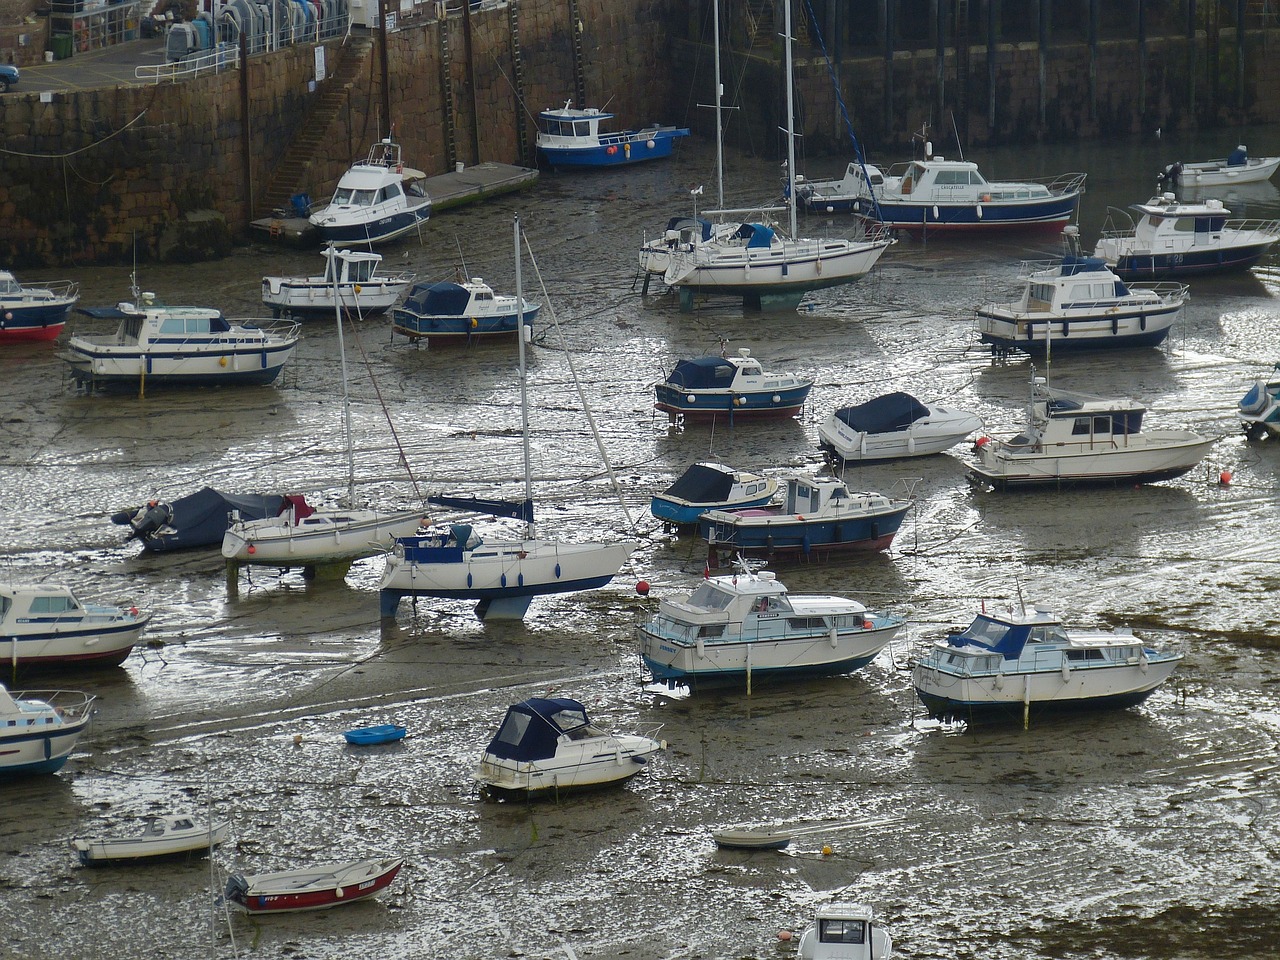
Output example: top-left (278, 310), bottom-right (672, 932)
top-left (661, 463), bottom-right (737, 504)
top-left (834, 392), bottom-right (930, 434)
top-left (483, 698), bottom-right (592, 762)
top-left (115, 487), bottom-right (286, 552)
top-left (400, 281), bottom-right (470, 317)
top-left (664, 356), bottom-right (737, 389)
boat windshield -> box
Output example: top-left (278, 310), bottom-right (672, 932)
top-left (332, 187), bottom-right (377, 207)
top-left (956, 615), bottom-right (1013, 648)
top-left (685, 583), bottom-right (735, 611)
top-left (819, 919), bottom-right (866, 944)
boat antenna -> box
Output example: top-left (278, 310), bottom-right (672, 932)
top-left (453, 235), bottom-right (469, 279)
top-left (330, 242), bottom-right (357, 505)
top-left (513, 215), bottom-right (535, 539)
top-left (949, 110), bottom-right (964, 161)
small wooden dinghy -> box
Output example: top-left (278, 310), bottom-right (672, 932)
top-left (712, 827), bottom-right (793, 850)
top-left (71, 815), bottom-right (230, 866)
top-left (225, 856), bottom-right (403, 914)
top-left (343, 724), bottom-right (407, 746)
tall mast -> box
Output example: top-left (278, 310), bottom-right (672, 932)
top-left (331, 244), bottom-right (356, 504)
top-left (514, 215), bottom-right (535, 539)
top-left (713, 0), bottom-right (724, 209)
top-left (783, 0), bottom-right (798, 239)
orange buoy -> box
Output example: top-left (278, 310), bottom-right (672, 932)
top-left (1219, 470), bottom-right (1233, 485)
top-left (821, 844), bottom-right (833, 856)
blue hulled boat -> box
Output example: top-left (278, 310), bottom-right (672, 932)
top-left (650, 462), bottom-right (778, 526)
top-left (308, 137), bottom-right (432, 247)
top-left (0, 270), bottom-right (79, 343)
top-left (391, 276), bottom-right (540, 346)
top-left (700, 473), bottom-right (910, 565)
top-left (654, 347), bottom-right (813, 421)
top-left (536, 102), bottom-right (689, 168)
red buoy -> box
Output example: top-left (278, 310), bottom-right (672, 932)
top-left (636, 580), bottom-right (650, 596)
top-left (247, 544), bottom-right (256, 555)
top-left (1219, 470), bottom-right (1233, 486)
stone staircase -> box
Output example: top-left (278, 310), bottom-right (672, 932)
top-left (259, 35), bottom-right (375, 218)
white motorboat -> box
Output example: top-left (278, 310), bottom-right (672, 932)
top-left (976, 226), bottom-right (1188, 355)
top-left (661, 0), bottom-right (894, 311)
top-left (379, 217), bottom-right (638, 621)
top-left (637, 563), bottom-right (903, 689)
top-left (654, 346), bottom-right (813, 421)
top-left (308, 137), bottom-right (432, 246)
top-left (1239, 362), bottom-right (1280, 440)
top-left (473, 697), bottom-right (665, 800)
top-left (225, 856), bottom-right (403, 914)
top-left (1, 584), bottom-right (149, 670)
top-left (1158, 145), bottom-right (1280, 187)
top-left (650, 462), bottom-right (778, 526)
top-left (61, 291), bottom-right (299, 391)
top-left (71, 815), bottom-right (230, 866)
top-left (969, 373), bottom-right (1214, 491)
top-left (261, 247), bottom-right (414, 319)
top-left (817, 391), bottom-right (982, 462)
top-left (390, 275), bottom-right (540, 346)
top-left (0, 685), bottom-right (96, 778)
top-left (797, 902), bottom-right (893, 960)
top-left (1093, 192), bottom-right (1280, 279)
top-left (912, 606), bottom-right (1183, 721)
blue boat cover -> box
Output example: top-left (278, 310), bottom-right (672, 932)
top-left (661, 463), bottom-right (737, 504)
top-left (834, 392), bottom-right (929, 433)
top-left (733, 223), bottom-right (775, 248)
top-left (484, 698), bottom-right (592, 762)
top-left (428, 494), bottom-right (534, 524)
top-left (402, 281), bottom-right (470, 317)
top-left (945, 615), bottom-right (1031, 659)
top-left (664, 356), bottom-right (737, 389)
top-left (1229, 145), bottom-right (1247, 166)
top-left (112, 487), bottom-right (285, 552)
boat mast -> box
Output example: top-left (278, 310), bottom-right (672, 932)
top-left (331, 243), bottom-right (356, 504)
top-left (514, 215), bottom-right (535, 539)
top-left (713, 0), bottom-right (724, 209)
top-left (783, 0), bottom-right (798, 240)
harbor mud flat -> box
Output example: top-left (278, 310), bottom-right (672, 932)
top-left (2, 129), bottom-right (1280, 958)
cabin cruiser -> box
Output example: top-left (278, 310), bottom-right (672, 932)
top-left (797, 902), bottom-right (893, 960)
top-left (0, 584), bottom-right (149, 670)
top-left (650, 462), bottom-right (778, 526)
top-left (0, 270), bottom-right (78, 342)
top-left (654, 346), bottom-right (813, 420)
top-left (261, 247), bottom-right (414, 319)
top-left (0, 685), bottom-right (96, 778)
top-left (818, 391), bottom-right (982, 462)
top-left (391, 276), bottom-right (540, 346)
top-left (308, 137), bottom-right (432, 246)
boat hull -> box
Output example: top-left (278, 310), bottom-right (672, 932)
top-left (639, 620), bottom-right (900, 687)
top-left (538, 128), bottom-right (688, 168)
top-left (0, 713), bottom-right (92, 778)
top-left (1110, 242), bottom-right (1274, 279)
top-left (701, 503), bottom-right (910, 559)
top-left (970, 435), bottom-right (1215, 490)
top-left (854, 194), bottom-right (1080, 233)
top-left (343, 725), bottom-right (407, 746)
top-left (391, 306), bottom-right (539, 345)
top-left (261, 280), bottom-right (409, 319)
top-left (2, 615), bottom-right (149, 670)
top-left (650, 492), bottom-right (776, 526)
top-left (73, 821), bottom-right (230, 866)
top-left (818, 420), bottom-right (982, 462)
top-left (976, 304), bottom-right (1182, 352)
top-left (311, 203), bottom-right (431, 247)
top-left (62, 342), bottom-right (297, 387)
top-left (228, 858), bottom-right (403, 914)
top-left (0, 309), bottom-right (68, 341)
top-left (1172, 156), bottom-right (1280, 186)
top-left (475, 739), bottom-right (662, 800)
top-left (222, 511), bottom-right (424, 567)
top-left (654, 382), bottom-right (811, 419)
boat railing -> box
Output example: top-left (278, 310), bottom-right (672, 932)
top-left (233, 318), bottom-right (302, 341)
top-left (15, 689), bottom-right (97, 719)
top-left (1046, 171), bottom-right (1089, 196)
top-left (1223, 217), bottom-right (1280, 241)
top-left (1098, 206), bottom-right (1139, 240)
top-left (1127, 281), bottom-right (1190, 304)
top-left (15, 279), bottom-right (80, 301)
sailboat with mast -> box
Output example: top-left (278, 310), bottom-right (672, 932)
top-left (221, 247), bottom-right (424, 578)
top-left (660, 0), bottom-right (894, 311)
top-left (378, 216), bottom-right (639, 622)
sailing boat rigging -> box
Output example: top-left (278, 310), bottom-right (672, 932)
top-left (378, 216), bottom-right (639, 622)
top-left (661, 0), bottom-right (895, 311)
top-left (221, 246), bottom-right (424, 578)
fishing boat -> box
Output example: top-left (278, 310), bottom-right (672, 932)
top-left (223, 259), bottom-right (425, 576)
top-left (343, 724), bottom-right (407, 745)
top-left (795, 132), bottom-right (1086, 235)
top-left (661, 0), bottom-right (894, 311)
top-left (969, 373), bottom-right (1215, 491)
top-left (1239, 362), bottom-right (1280, 440)
top-left (1092, 192), bottom-right (1280, 279)
top-left (261, 248), bottom-right (414, 319)
top-left (0, 270), bottom-right (79, 342)
top-left (535, 102), bottom-right (689, 168)
top-left (390, 276), bottom-right (540, 346)
top-left (796, 902), bottom-right (894, 960)
top-left (654, 346), bottom-right (813, 421)
top-left (976, 227), bottom-right (1188, 354)
top-left (111, 487), bottom-right (286, 552)
top-left (379, 217), bottom-right (639, 621)
top-left (224, 856), bottom-right (403, 914)
top-left (308, 136), bottom-right (432, 246)
top-left (0, 584), bottom-right (150, 671)
top-left (912, 606), bottom-right (1183, 721)
top-left (637, 563), bottom-right (904, 688)
top-left (0, 685), bottom-right (96, 778)
top-left (1158, 145), bottom-right (1280, 188)
top-left (473, 697), bottom-right (665, 800)
top-left (700, 473), bottom-right (911, 565)
top-left (817, 391), bottom-right (982, 462)
top-left (61, 291), bottom-right (300, 390)
top-left (650, 462), bottom-right (778, 526)
top-left (71, 815), bottom-right (230, 866)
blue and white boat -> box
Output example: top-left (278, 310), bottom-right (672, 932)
top-left (795, 134), bottom-right (1085, 235)
top-left (912, 606), bottom-right (1183, 721)
top-left (637, 563), bottom-right (903, 688)
top-left (1240, 362), bottom-right (1280, 440)
top-left (0, 270), bottom-right (79, 343)
top-left (650, 463), bottom-right (778, 526)
top-left (308, 137), bottom-right (432, 246)
top-left (1158, 145), bottom-right (1280, 188)
top-left (1, 584), bottom-right (150, 671)
top-left (1093, 192), bottom-right (1280, 279)
top-left (654, 346), bottom-right (813, 421)
top-left (818, 392), bottom-right (983, 462)
top-left (536, 102), bottom-right (689, 168)
top-left (391, 276), bottom-right (540, 346)
top-left (976, 227), bottom-right (1188, 354)
top-left (700, 473), bottom-right (911, 565)
top-left (0, 685), bottom-right (96, 778)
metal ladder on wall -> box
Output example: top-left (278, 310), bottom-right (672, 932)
top-left (567, 0), bottom-right (586, 109)
top-left (439, 11), bottom-right (459, 172)
top-left (508, 0), bottom-right (533, 167)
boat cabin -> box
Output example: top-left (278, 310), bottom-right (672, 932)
top-left (897, 156), bottom-right (1052, 201)
top-left (1017, 387), bottom-right (1146, 448)
top-left (483, 698), bottom-right (603, 762)
top-left (802, 903), bottom-right (887, 960)
top-left (781, 475), bottom-right (855, 515)
top-left (1131, 193), bottom-right (1229, 241)
top-left (322, 249), bottom-right (383, 285)
top-left (1, 585), bottom-right (84, 624)
top-left (538, 105), bottom-right (613, 142)
top-left (935, 609), bottom-right (1146, 673)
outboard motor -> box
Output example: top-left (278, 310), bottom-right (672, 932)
top-left (128, 502), bottom-right (173, 542)
top-left (1158, 160), bottom-right (1183, 189)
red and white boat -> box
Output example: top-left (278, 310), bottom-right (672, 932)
top-left (224, 856), bottom-right (402, 914)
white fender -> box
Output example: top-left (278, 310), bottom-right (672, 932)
top-left (1061, 661), bottom-right (1071, 683)
top-left (696, 637), bottom-right (705, 660)
top-left (829, 626), bottom-right (838, 648)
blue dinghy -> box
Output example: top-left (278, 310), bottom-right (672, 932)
top-left (343, 724), bottom-right (407, 746)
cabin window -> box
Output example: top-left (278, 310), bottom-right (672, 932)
top-left (1071, 417), bottom-right (1094, 436)
top-left (0, 596), bottom-right (9, 616)
top-left (1029, 282), bottom-right (1055, 303)
top-left (1066, 649), bottom-right (1106, 661)
top-left (787, 616), bottom-right (827, 630)
top-left (819, 919), bottom-right (866, 944)
top-left (698, 624), bottom-right (725, 639)
top-left (476, 292), bottom-right (493, 302)
top-left (352, 260), bottom-right (374, 282)
top-left (686, 583), bottom-right (735, 611)
top-left (713, 366), bottom-right (735, 383)
top-left (935, 170), bottom-right (968, 185)
top-left (493, 711), bottom-right (531, 747)
top-left (573, 120), bottom-right (591, 137)
top-left (29, 595), bottom-right (77, 614)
